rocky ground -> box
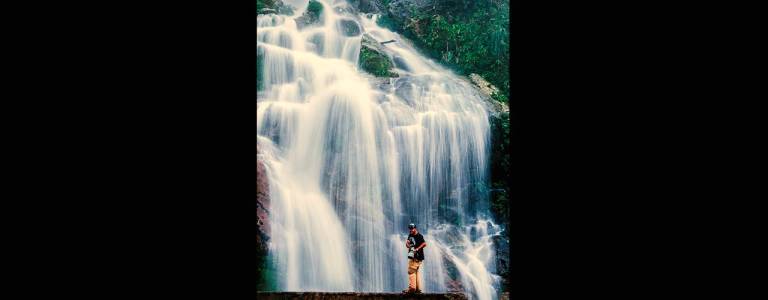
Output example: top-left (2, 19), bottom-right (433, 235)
top-left (256, 292), bottom-right (470, 300)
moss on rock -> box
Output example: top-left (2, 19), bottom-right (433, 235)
top-left (358, 34), bottom-right (399, 77)
top-left (296, 0), bottom-right (324, 28)
top-left (257, 0), bottom-right (294, 15)
top-left (307, 0), bottom-right (323, 14)
top-left (359, 46), bottom-right (398, 77)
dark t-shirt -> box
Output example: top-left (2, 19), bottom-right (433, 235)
top-left (408, 233), bottom-right (426, 261)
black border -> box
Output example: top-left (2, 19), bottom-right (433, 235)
top-left (55, 0), bottom-right (697, 298)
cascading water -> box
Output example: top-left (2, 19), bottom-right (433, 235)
top-left (258, 1), bottom-right (503, 299)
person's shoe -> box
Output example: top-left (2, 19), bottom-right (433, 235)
top-left (414, 289), bottom-right (423, 294)
top-left (402, 288), bottom-right (416, 294)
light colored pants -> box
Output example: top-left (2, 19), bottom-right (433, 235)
top-left (408, 259), bottom-right (423, 290)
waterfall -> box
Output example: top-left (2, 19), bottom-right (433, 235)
top-left (258, 1), bottom-right (502, 299)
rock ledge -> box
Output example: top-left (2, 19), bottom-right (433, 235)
top-left (256, 292), bottom-right (468, 300)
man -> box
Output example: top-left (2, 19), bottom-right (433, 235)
top-left (403, 223), bottom-right (427, 294)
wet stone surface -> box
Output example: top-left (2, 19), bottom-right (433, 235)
top-left (338, 19), bottom-right (362, 36)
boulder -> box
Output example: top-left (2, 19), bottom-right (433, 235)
top-left (362, 34), bottom-right (386, 53)
top-left (492, 234), bottom-right (510, 292)
top-left (446, 279), bottom-right (464, 293)
top-left (348, 0), bottom-right (382, 13)
top-left (259, 8), bottom-right (277, 15)
top-left (393, 75), bottom-right (430, 107)
top-left (338, 19), bottom-right (362, 37)
top-left (392, 55), bottom-right (411, 71)
top-left (468, 73), bottom-right (499, 97)
top-left (296, 0), bottom-right (324, 29)
top-left (307, 32), bottom-right (325, 54)
top-left (257, 0), bottom-right (293, 15)
top-left (465, 73), bottom-right (509, 118)
top-left (359, 34), bottom-right (398, 77)
top-left (369, 76), bottom-right (395, 92)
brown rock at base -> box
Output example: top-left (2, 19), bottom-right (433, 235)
top-left (446, 279), bottom-right (464, 293)
top-left (257, 154), bottom-right (271, 253)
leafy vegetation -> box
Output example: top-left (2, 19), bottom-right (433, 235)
top-left (359, 47), bottom-right (398, 77)
top-left (307, 0), bottom-right (323, 14)
top-left (295, 0), bottom-right (323, 27)
top-left (256, 0), bottom-right (276, 12)
top-left (256, 252), bottom-right (278, 290)
top-left (377, 0), bottom-right (509, 102)
top-left (488, 112), bottom-right (511, 231)
top-left (257, 0), bottom-right (294, 15)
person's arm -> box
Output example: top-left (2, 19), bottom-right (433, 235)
top-left (414, 242), bottom-right (427, 251)
top-left (405, 239), bottom-right (411, 249)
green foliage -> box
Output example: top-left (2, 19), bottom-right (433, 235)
top-left (256, 0), bottom-right (273, 9)
top-left (307, 0), bottom-right (323, 14)
top-left (381, 0), bottom-right (510, 102)
top-left (359, 47), bottom-right (398, 77)
top-left (257, 0), bottom-right (294, 15)
top-left (491, 91), bottom-right (508, 103)
top-left (257, 0), bottom-right (275, 13)
top-left (256, 252), bottom-right (279, 290)
top-left (375, 14), bottom-right (399, 32)
top-left (490, 182), bottom-right (509, 223)
top-left (488, 112), bottom-right (511, 228)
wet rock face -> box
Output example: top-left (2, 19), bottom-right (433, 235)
top-left (392, 55), bottom-right (410, 72)
top-left (338, 19), bottom-right (362, 36)
top-left (492, 234), bottom-right (509, 292)
top-left (446, 279), bottom-right (464, 293)
top-left (383, 0), bottom-right (433, 21)
top-left (347, 0), bottom-right (382, 13)
top-left (361, 34), bottom-right (385, 53)
top-left (308, 32), bottom-right (325, 54)
top-left (257, 157), bottom-right (271, 253)
top-left (393, 75), bottom-right (430, 108)
top-left (257, 0), bottom-right (294, 15)
top-left (296, 0), bottom-right (324, 29)
top-left (370, 77), bottom-right (394, 93)
top-left (359, 35), bottom-right (398, 77)
top-left (468, 73), bottom-right (499, 97)
top-left (462, 74), bottom-right (508, 118)
top-left (256, 292), bottom-right (468, 300)
top-left (356, 0), bottom-right (381, 13)
top-left (381, 101), bottom-right (417, 126)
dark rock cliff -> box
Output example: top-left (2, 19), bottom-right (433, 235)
top-left (257, 156), bottom-right (271, 263)
top-left (257, 153), bottom-right (274, 290)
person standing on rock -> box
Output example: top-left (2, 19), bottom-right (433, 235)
top-left (403, 223), bottom-right (427, 294)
